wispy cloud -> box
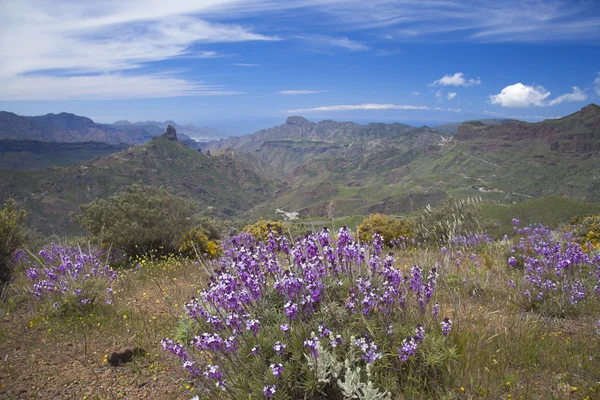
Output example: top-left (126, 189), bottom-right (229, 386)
top-left (595, 72), bottom-right (600, 96)
top-left (489, 83), bottom-right (588, 108)
top-left (412, 92), bottom-right (421, 96)
top-left (307, 0), bottom-right (600, 43)
top-left (297, 35), bottom-right (369, 51)
top-left (0, 73), bottom-right (244, 101)
top-left (430, 72), bottom-right (481, 87)
top-left (287, 103), bottom-right (436, 113)
top-left (484, 110), bottom-right (558, 121)
top-left (448, 92), bottom-right (457, 100)
top-left (375, 48), bottom-right (401, 56)
top-left (278, 90), bottom-right (329, 95)
top-left (234, 63), bottom-right (260, 67)
top-left (548, 86), bottom-right (587, 106)
top-left (0, 1), bottom-right (278, 100)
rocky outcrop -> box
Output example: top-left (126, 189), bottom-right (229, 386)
top-left (162, 125), bottom-right (178, 141)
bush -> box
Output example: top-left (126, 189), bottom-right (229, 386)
top-left (243, 218), bottom-right (286, 241)
top-left (11, 244), bottom-right (118, 314)
top-left (178, 227), bottom-right (220, 259)
top-left (0, 199), bottom-right (27, 284)
top-left (73, 185), bottom-right (196, 257)
top-left (417, 197), bottom-right (483, 242)
top-left (571, 214), bottom-right (600, 252)
top-left (357, 213), bottom-right (413, 246)
top-left (163, 227), bottom-right (457, 399)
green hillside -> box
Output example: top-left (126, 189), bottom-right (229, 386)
top-left (0, 137), bottom-right (278, 234)
top-left (0, 139), bottom-right (130, 169)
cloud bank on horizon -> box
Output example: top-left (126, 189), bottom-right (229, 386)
top-left (0, 0), bottom-right (599, 127)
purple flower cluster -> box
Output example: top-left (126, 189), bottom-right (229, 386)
top-left (354, 337), bottom-right (383, 363)
top-left (399, 336), bottom-right (418, 362)
top-left (508, 223), bottom-right (600, 313)
top-left (270, 363), bottom-right (284, 378)
top-left (15, 244), bottom-right (117, 306)
top-left (263, 385), bottom-right (276, 398)
top-left (304, 336), bottom-right (320, 357)
top-left (441, 318), bottom-right (453, 336)
top-left (163, 227), bottom-right (446, 396)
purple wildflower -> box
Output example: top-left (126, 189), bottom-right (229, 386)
top-left (270, 363), bottom-right (284, 379)
top-left (441, 318), bottom-right (453, 336)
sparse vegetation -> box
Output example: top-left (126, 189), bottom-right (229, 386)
top-left (2, 216), bottom-right (599, 399)
top-left (73, 184), bottom-right (197, 257)
top-left (0, 199), bottom-right (27, 284)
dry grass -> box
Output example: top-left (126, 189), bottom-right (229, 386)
top-left (1, 242), bottom-right (599, 399)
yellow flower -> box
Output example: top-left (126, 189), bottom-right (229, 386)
top-left (460, 387), bottom-right (465, 392)
top-left (572, 387), bottom-right (578, 391)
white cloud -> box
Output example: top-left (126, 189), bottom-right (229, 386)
top-left (0, 1), bottom-right (277, 99)
top-left (548, 86), bottom-right (587, 106)
top-left (375, 48), bottom-right (401, 56)
top-left (489, 83), bottom-right (551, 108)
top-left (490, 83), bottom-right (588, 108)
top-left (435, 90), bottom-right (442, 100)
top-left (430, 72), bottom-right (481, 87)
top-left (412, 92), bottom-right (421, 96)
top-left (234, 63), bottom-right (260, 67)
top-left (483, 110), bottom-right (558, 120)
top-left (278, 90), bottom-right (328, 95)
top-left (296, 35), bottom-right (369, 51)
top-left (287, 103), bottom-right (432, 113)
top-left (447, 92), bottom-right (457, 100)
top-left (595, 73), bottom-right (600, 96)
top-left (300, 0), bottom-right (600, 43)
top-left (0, 73), bottom-right (243, 101)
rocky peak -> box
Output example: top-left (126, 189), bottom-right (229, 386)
top-left (286, 116), bottom-right (313, 127)
top-left (579, 103), bottom-right (600, 116)
top-left (162, 125), bottom-right (178, 141)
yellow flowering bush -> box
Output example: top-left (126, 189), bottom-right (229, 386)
top-left (243, 218), bottom-right (285, 241)
top-left (571, 214), bottom-right (600, 251)
top-left (357, 213), bottom-right (414, 245)
top-left (179, 227), bottom-right (220, 259)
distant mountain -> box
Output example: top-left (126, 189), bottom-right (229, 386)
top-left (0, 136), bottom-right (279, 234)
top-left (0, 139), bottom-right (129, 170)
top-left (0, 111), bottom-right (151, 144)
top-left (208, 106), bottom-right (600, 219)
top-left (2, 105), bottom-right (599, 232)
top-left (111, 120), bottom-right (229, 143)
top-left (0, 111), bottom-right (220, 151)
top-left (433, 118), bottom-right (513, 135)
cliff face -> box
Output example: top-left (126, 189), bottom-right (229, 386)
top-left (456, 104), bottom-right (600, 154)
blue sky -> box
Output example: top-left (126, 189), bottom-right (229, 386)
top-left (0, 0), bottom-right (599, 134)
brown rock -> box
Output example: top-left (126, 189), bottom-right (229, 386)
top-left (107, 346), bottom-right (145, 366)
top-left (162, 125), bottom-right (178, 141)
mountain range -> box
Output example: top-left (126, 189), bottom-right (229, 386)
top-left (0, 111), bottom-right (227, 149)
top-left (0, 105), bottom-right (599, 234)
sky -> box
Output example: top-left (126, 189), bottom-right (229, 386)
top-left (0, 0), bottom-right (599, 135)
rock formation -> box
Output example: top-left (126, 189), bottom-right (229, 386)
top-left (162, 125), bottom-right (178, 141)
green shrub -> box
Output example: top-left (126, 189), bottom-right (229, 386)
top-left (357, 213), bottom-right (414, 245)
top-left (0, 199), bottom-right (27, 284)
top-left (73, 184), bottom-right (196, 257)
top-left (417, 197), bottom-right (483, 242)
